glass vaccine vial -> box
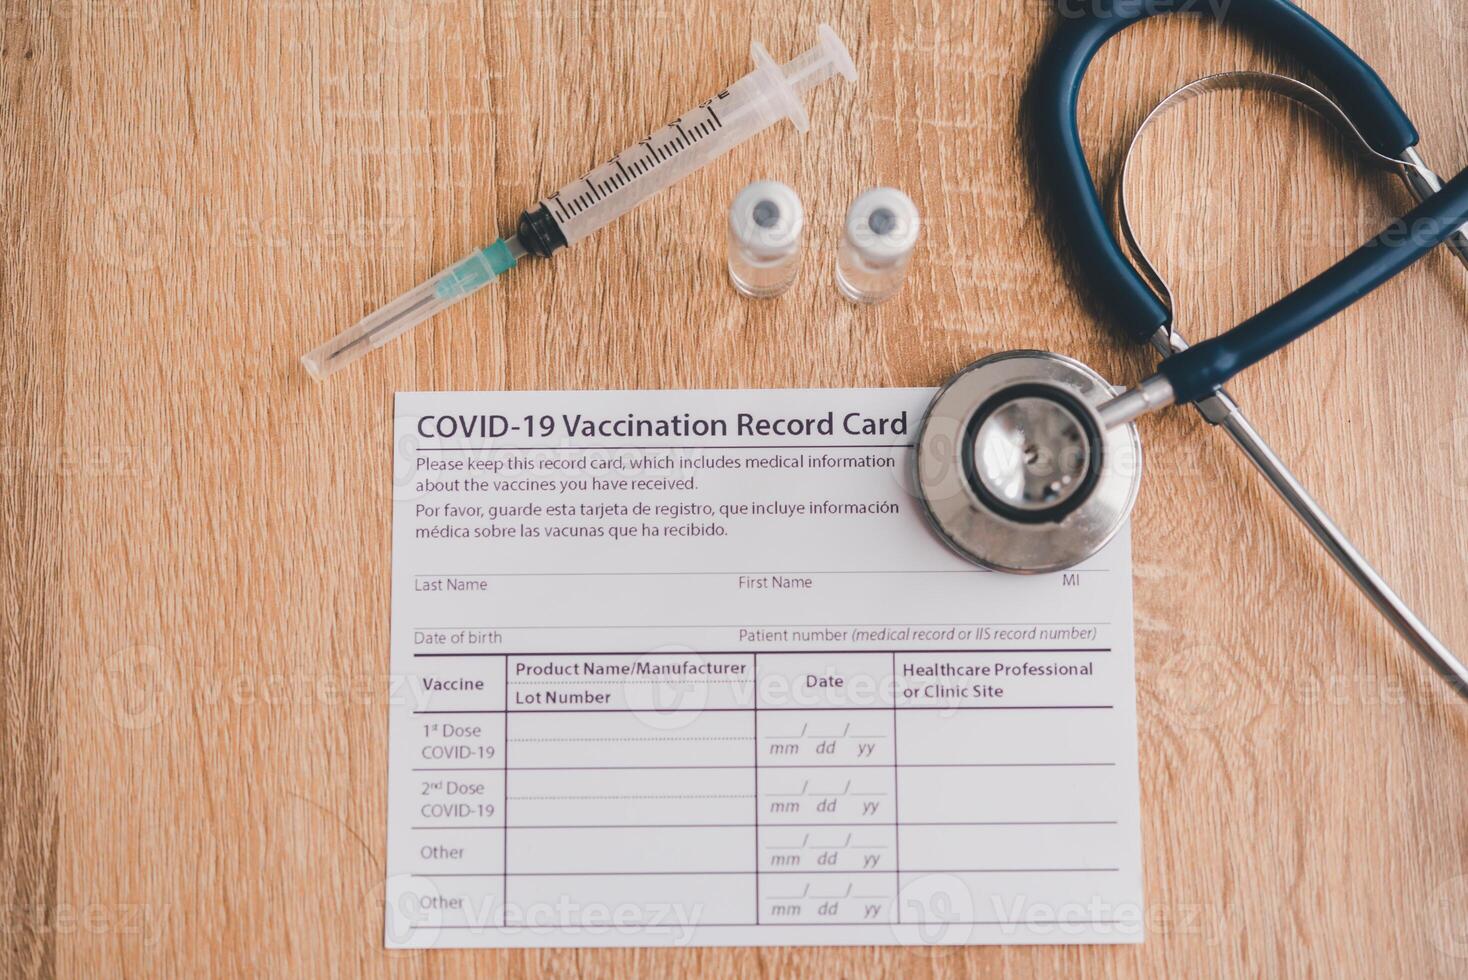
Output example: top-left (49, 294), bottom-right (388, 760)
top-left (727, 180), bottom-right (805, 298)
top-left (836, 187), bottom-right (920, 303)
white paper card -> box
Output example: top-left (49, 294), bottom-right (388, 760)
top-left (385, 387), bottom-right (1143, 948)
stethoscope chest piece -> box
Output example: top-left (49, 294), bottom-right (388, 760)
top-left (914, 351), bottom-right (1142, 574)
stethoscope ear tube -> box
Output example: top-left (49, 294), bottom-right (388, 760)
top-left (1028, 0), bottom-right (1421, 343)
top-left (1158, 166), bottom-right (1468, 403)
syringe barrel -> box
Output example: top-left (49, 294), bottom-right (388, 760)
top-left (541, 83), bottom-right (776, 248)
top-left (522, 24), bottom-right (855, 255)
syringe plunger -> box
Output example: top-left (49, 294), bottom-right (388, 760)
top-left (782, 25), bottom-right (858, 99)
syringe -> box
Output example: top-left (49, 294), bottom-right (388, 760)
top-left (302, 24), bottom-right (856, 379)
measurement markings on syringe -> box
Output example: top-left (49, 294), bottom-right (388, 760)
top-left (547, 91), bottom-right (731, 223)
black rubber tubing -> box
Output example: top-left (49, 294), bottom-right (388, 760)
top-left (1159, 164), bottom-right (1468, 402)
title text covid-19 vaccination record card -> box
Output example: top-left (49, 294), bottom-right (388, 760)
top-left (384, 387), bottom-right (1143, 949)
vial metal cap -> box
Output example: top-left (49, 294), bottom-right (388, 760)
top-left (728, 180), bottom-right (805, 298)
top-left (729, 181), bottom-right (804, 258)
top-left (837, 187), bottom-right (919, 303)
top-left (844, 187), bottom-right (919, 263)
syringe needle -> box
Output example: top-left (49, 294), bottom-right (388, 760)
top-left (329, 292), bottom-right (439, 363)
top-left (301, 239), bottom-right (521, 379)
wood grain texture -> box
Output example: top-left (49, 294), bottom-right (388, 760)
top-left (3, 0), bottom-right (1466, 975)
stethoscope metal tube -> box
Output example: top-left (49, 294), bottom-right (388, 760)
top-left (1213, 390), bottom-right (1468, 700)
top-left (1401, 147), bottom-right (1468, 274)
top-left (1146, 328), bottom-right (1468, 701)
top-left (1095, 375), bottom-right (1173, 430)
top-left (1086, 326), bottom-right (1468, 699)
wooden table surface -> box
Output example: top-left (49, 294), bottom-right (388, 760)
top-left (4, 0), bottom-right (1467, 975)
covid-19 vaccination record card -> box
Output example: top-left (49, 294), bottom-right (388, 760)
top-left (384, 387), bottom-right (1144, 949)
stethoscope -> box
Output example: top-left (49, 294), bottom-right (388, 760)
top-left (912, 0), bottom-right (1468, 702)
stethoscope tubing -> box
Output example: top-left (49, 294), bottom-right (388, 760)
top-left (1029, 0), bottom-right (1424, 347)
top-left (1160, 165), bottom-right (1468, 403)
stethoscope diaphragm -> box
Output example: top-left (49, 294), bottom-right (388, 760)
top-left (913, 350), bottom-right (1143, 574)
